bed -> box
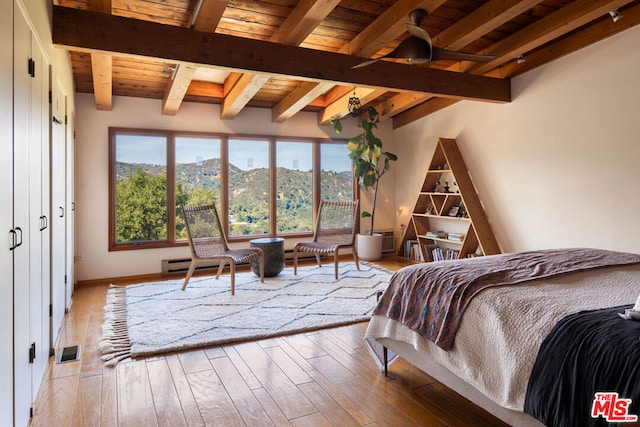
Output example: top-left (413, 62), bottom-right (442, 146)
top-left (364, 248), bottom-right (640, 427)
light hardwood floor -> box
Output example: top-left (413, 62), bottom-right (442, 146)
top-left (31, 257), bottom-right (509, 426)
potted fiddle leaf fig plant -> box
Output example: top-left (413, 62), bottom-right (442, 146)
top-left (332, 107), bottom-right (397, 260)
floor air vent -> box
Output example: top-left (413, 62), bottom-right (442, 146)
top-left (56, 345), bottom-right (81, 364)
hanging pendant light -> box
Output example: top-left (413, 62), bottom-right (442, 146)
top-left (348, 89), bottom-right (361, 117)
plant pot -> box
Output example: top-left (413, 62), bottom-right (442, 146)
top-left (356, 233), bottom-right (383, 261)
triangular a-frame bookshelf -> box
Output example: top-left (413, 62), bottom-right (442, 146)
top-left (399, 138), bottom-right (500, 262)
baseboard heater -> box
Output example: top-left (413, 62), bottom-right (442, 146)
top-left (161, 249), bottom-right (319, 274)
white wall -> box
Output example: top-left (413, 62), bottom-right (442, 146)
top-left (395, 25), bottom-right (640, 254)
top-left (74, 99), bottom-right (396, 280)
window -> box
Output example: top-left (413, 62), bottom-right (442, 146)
top-left (228, 138), bottom-right (270, 237)
top-left (276, 141), bottom-right (313, 234)
top-left (109, 128), bottom-right (354, 250)
top-left (175, 136), bottom-right (221, 239)
top-left (111, 131), bottom-right (168, 246)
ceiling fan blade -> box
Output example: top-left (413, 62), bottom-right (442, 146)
top-left (431, 47), bottom-right (495, 63)
top-left (352, 57), bottom-right (382, 69)
top-left (352, 37), bottom-right (431, 68)
top-left (405, 23), bottom-right (432, 45)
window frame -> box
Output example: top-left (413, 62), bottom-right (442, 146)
top-left (108, 127), bottom-right (357, 251)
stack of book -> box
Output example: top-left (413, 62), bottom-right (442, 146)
top-left (426, 230), bottom-right (447, 239)
top-left (447, 232), bottom-right (465, 242)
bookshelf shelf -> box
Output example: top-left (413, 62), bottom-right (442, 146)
top-left (399, 138), bottom-right (500, 263)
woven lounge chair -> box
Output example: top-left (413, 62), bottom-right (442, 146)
top-left (293, 200), bottom-right (360, 280)
top-left (181, 203), bottom-right (264, 295)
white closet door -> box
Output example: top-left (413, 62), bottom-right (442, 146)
top-left (0, 0), bottom-right (14, 422)
top-left (13, 3), bottom-right (34, 425)
top-left (50, 79), bottom-right (67, 344)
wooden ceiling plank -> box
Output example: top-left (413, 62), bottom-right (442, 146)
top-left (192, 0), bottom-right (229, 32)
top-left (318, 88), bottom-right (387, 125)
top-left (186, 80), bottom-right (225, 98)
top-left (221, 0), bottom-right (341, 120)
top-left (433, 0), bottom-right (545, 50)
top-left (89, 0), bottom-right (111, 14)
top-left (272, 81), bottom-right (334, 122)
top-left (162, 64), bottom-right (197, 115)
top-left (52, 6), bottom-right (511, 104)
top-left (468, 0), bottom-right (636, 75)
top-left (90, 52), bottom-right (113, 110)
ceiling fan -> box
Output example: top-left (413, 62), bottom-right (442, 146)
top-left (353, 9), bottom-right (495, 69)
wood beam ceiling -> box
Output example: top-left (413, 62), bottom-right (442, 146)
top-left (51, 6), bottom-right (511, 106)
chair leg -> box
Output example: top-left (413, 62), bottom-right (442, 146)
top-left (352, 247), bottom-right (360, 270)
top-left (314, 253), bottom-right (322, 267)
top-left (182, 260), bottom-right (198, 290)
top-left (216, 260), bottom-right (226, 279)
top-left (334, 251), bottom-right (339, 280)
top-left (230, 261), bottom-right (236, 295)
top-left (293, 247), bottom-right (298, 276)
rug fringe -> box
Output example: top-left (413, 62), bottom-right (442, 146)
top-left (99, 284), bottom-right (131, 366)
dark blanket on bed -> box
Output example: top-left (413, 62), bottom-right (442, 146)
top-left (373, 248), bottom-right (640, 350)
top-left (524, 305), bottom-right (640, 427)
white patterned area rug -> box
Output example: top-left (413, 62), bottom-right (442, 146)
top-left (100, 262), bottom-right (392, 365)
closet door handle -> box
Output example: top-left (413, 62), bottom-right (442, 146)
top-left (10, 227), bottom-right (23, 250)
top-left (40, 215), bottom-right (48, 231)
top-left (59, 207), bottom-right (65, 218)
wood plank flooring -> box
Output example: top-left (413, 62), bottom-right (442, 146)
top-left (31, 257), bottom-right (510, 426)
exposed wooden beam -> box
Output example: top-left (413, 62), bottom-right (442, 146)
top-left (88, 0), bottom-right (112, 110)
top-left (52, 6), bottom-right (510, 103)
top-left (221, 73), bottom-right (270, 119)
top-left (432, 0), bottom-right (544, 50)
top-left (377, 93), bottom-right (431, 122)
top-left (467, 0), bottom-right (635, 75)
top-left (90, 52), bottom-right (112, 110)
top-left (191, 0), bottom-right (229, 31)
top-left (272, 81), bottom-right (334, 122)
top-left (318, 88), bottom-right (388, 125)
top-left (393, 97), bottom-right (460, 129)
top-left (221, 0), bottom-right (340, 120)
top-left (162, 65), bottom-right (197, 115)
top-left (498, 2), bottom-right (640, 79)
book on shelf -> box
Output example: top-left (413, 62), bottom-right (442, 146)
top-left (429, 247), bottom-right (460, 262)
top-left (405, 239), bottom-right (424, 261)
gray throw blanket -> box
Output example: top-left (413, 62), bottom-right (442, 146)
top-left (373, 248), bottom-right (640, 350)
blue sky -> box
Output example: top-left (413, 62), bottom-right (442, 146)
top-left (116, 135), bottom-right (352, 172)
